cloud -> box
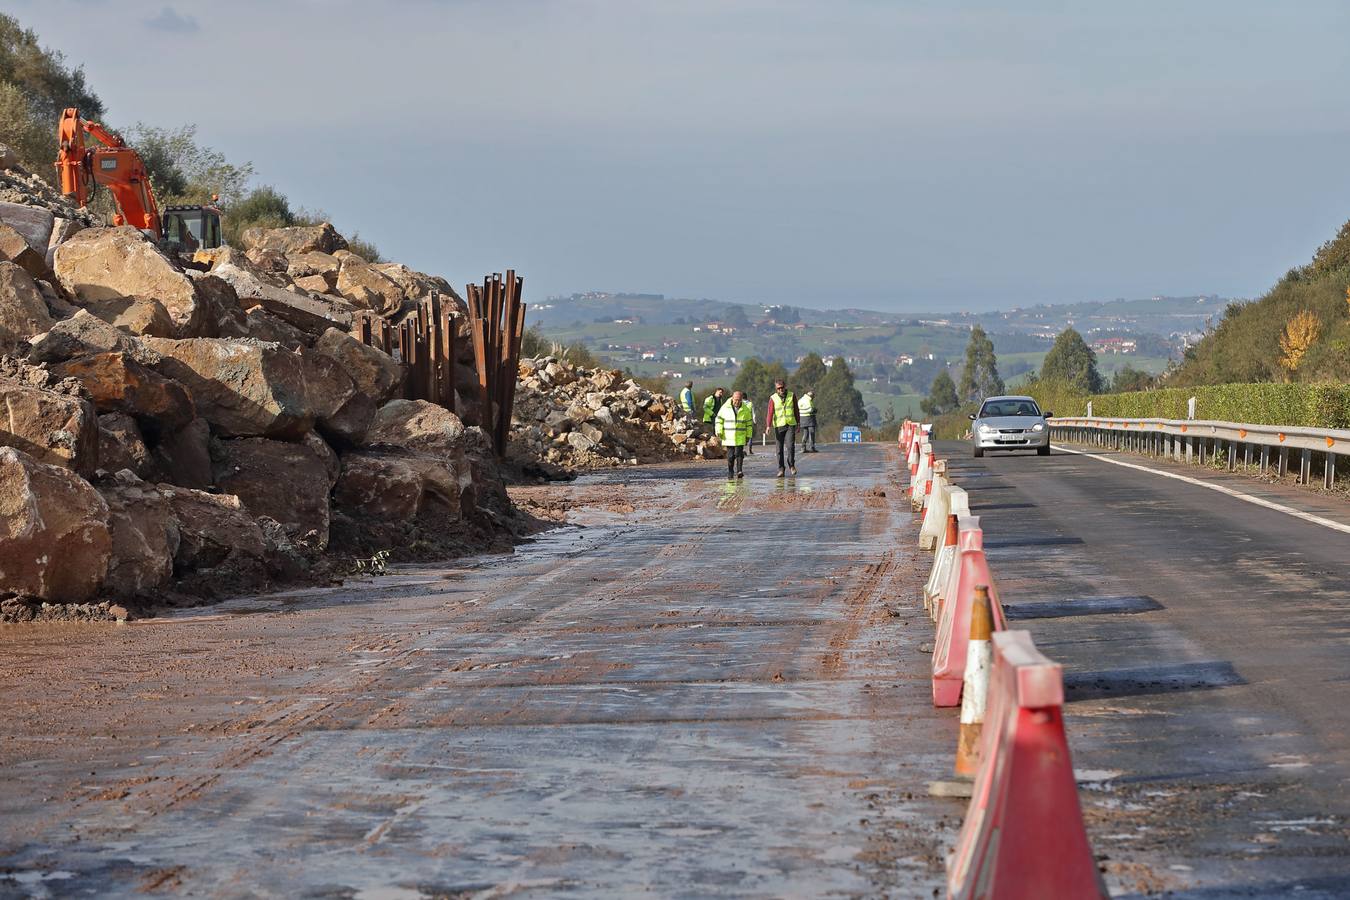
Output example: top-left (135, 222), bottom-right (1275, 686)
top-left (143, 6), bottom-right (199, 33)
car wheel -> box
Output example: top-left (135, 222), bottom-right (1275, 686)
top-left (1037, 445), bottom-right (1050, 456)
top-left (973, 446), bottom-right (984, 458)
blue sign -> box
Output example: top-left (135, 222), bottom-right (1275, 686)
top-left (840, 426), bottom-right (863, 444)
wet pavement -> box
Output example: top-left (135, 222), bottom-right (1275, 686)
top-left (941, 441), bottom-right (1350, 898)
top-left (0, 444), bottom-right (960, 898)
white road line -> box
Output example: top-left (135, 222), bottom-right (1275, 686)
top-left (1054, 445), bottom-right (1350, 537)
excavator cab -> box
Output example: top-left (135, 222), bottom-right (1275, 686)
top-left (161, 204), bottom-right (223, 255)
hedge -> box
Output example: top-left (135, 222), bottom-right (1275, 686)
top-left (1026, 382), bottom-right (1350, 430)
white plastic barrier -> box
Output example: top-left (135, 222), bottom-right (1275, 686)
top-left (920, 474), bottom-right (951, 550)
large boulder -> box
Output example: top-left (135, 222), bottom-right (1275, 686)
top-left (186, 271), bottom-right (249, 338)
top-left (143, 337), bottom-right (352, 439)
top-left (27, 309), bottom-right (160, 366)
top-left (0, 201), bottom-right (55, 256)
top-left (211, 437), bottom-right (332, 549)
top-left (311, 328), bottom-right (403, 443)
top-left (0, 260), bottom-right (55, 353)
top-left (334, 449), bottom-right (460, 524)
top-left (287, 251), bottom-right (342, 281)
top-left (0, 358), bottom-right (99, 475)
top-left (97, 472), bottom-right (180, 598)
top-left (366, 399), bottom-right (466, 459)
top-left (53, 352), bottom-right (195, 433)
top-left (336, 255), bottom-right (403, 315)
top-left (82, 296), bottom-right (176, 338)
top-left (0, 222), bottom-right (52, 281)
top-left (240, 223), bottom-right (348, 256)
top-left (53, 227), bottom-right (206, 336)
top-left (0, 447), bottom-right (111, 602)
top-left (372, 263), bottom-right (463, 309)
top-left (161, 485), bottom-right (267, 575)
top-left (211, 262), bottom-right (353, 335)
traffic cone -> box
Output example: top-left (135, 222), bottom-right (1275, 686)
top-left (927, 514), bottom-right (960, 621)
top-left (955, 585), bottom-right (994, 776)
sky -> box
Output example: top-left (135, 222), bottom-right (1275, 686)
top-left (8, 0), bottom-right (1350, 313)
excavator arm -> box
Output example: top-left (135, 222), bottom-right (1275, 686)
top-left (56, 107), bottom-right (162, 238)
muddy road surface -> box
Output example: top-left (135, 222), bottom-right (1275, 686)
top-left (1, 445), bottom-right (962, 898)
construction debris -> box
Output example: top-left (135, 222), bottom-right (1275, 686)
top-left (0, 151), bottom-right (529, 619)
top-left (509, 355), bottom-right (723, 473)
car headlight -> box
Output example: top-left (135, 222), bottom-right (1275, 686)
top-left (1032, 423), bottom-right (1045, 432)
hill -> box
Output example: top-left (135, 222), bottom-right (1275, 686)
top-left (528, 291), bottom-right (1225, 423)
top-left (1169, 220), bottom-right (1350, 385)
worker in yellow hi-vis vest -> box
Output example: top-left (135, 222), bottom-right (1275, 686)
top-left (715, 390), bottom-right (754, 479)
top-left (798, 389), bottom-right (818, 453)
top-left (763, 379), bottom-right (800, 477)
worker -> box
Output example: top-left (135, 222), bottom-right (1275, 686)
top-left (679, 381), bottom-right (696, 423)
top-left (763, 379), bottom-right (800, 476)
top-left (799, 388), bottom-right (818, 453)
top-left (702, 387), bottom-right (726, 425)
top-left (715, 390), bottom-right (754, 479)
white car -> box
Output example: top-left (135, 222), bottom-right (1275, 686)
top-left (969, 395), bottom-right (1052, 458)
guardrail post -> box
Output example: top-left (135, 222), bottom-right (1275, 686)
top-left (1326, 452), bottom-right (1337, 490)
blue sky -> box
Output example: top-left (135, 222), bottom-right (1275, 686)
top-left (9, 0), bottom-right (1350, 311)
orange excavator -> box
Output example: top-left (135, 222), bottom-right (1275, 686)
top-left (55, 107), bottom-right (223, 254)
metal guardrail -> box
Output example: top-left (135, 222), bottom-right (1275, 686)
top-left (1048, 416), bottom-right (1347, 488)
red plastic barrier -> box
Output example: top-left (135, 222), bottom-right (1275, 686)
top-left (948, 630), bottom-right (1106, 899)
top-left (932, 516), bottom-right (1006, 707)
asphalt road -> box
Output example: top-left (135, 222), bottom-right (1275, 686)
top-left (0, 444), bottom-right (960, 898)
top-left (939, 439), bottom-right (1350, 898)
top-left (5, 439), bottom-right (1348, 898)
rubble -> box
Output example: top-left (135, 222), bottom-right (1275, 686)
top-left (0, 195), bottom-right (530, 616)
top-left (509, 356), bottom-right (722, 472)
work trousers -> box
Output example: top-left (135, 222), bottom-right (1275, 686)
top-left (775, 425), bottom-right (797, 470)
top-left (726, 444), bottom-right (746, 477)
top-left (800, 417), bottom-right (817, 451)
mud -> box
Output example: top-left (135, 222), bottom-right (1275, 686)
top-left (0, 443), bottom-right (963, 897)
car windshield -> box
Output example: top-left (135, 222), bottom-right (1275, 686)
top-left (979, 399), bottom-right (1041, 418)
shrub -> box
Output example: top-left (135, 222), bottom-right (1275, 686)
top-left (1024, 380), bottom-right (1350, 430)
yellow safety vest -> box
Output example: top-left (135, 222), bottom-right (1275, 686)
top-left (772, 392), bottom-right (798, 427)
top-left (716, 400), bottom-right (754, 446)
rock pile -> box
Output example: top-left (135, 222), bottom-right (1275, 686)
top-left (509, 356), bottom-right (722, 471)
top-left (0, 158), bottom-right (521, 620)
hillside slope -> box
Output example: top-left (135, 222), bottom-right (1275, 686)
top-left (1171, 220), bottom-right (1350, 385)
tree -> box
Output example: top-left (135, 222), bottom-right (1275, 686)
top-left (1040, 328), bottom-right (1104, 393)
top-left (920, 370), bottom-right (959, 416)
top-left (815, 357), bottom-right (867, 431)
top-left (1278, 310), bottom-right (1321, 374)
top-left (793, 352), bottom-right (828, 393)
top-left (722, 304), bottom-right (749, 327)
top-left (125, 123), bottom-right (254, 206)
top-left (732, 357), bottom-right (789, 404)
top-left (1110, 365), bottom-right (1153, 393)
top-left (957, 325), bottom-right (1004, 402)
top-left (0, 13), bottom-right (106, 178)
